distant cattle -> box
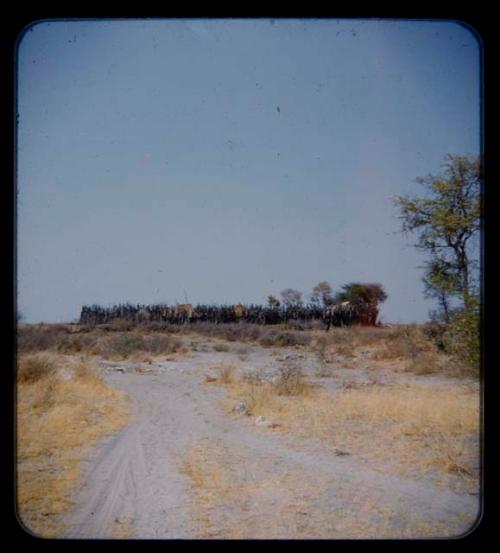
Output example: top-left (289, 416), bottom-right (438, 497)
top-left (136, 308), bottom-right (151, 323)
top-left (323, 301), bottom-right (380, 330)
top-left (234, 304), bottom-right (246, 318)
top-left (324, 301), bottom-right (355, 330)
top-left (175, 304), bottom-right (193, 323)
top-left (79, 299), bottom-right (379, 328)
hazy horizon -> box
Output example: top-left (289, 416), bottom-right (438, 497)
top-left (16, 18), bottom-right (481, 324)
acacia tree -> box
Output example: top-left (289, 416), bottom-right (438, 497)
top-left (336, 283), bottom-right (388, 306)
top-left (421, 258), bottom-right (460, 323)
top-left (395, 154), bottom-right (481, 312)
top-left (310, 281), bottom-right (334, 307)
top-left (267, 295), bottom-right (280, 308)
top-left (280, 288), bottom-right (303, 308)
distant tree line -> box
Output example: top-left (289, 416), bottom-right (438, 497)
top-left (79, 282), bottom-right (388, 328)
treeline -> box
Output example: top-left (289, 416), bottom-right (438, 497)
top-left (79, 282), bottom-right (388, 328)
top-left (79, 303), bottom-right (325, 326)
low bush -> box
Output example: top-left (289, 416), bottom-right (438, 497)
top-left (108, 333), bottom-right (145, 358)
top-left (422, 322), bottom-right (448, 351)
top-left (18, 353), bottom-right (57, 383)
top-left (273, 364), bottom-right (308, 396)
top-left (213, 344), bottom-right (230, 352)
top-left (407, 351), bottom-right (443, 375)
top-left (442, 306), bottom-right (480, 371)
top-left (109, 318), bottom-right (134, 332)
top-left (259, 330), bottom-right (312, 348)
top-left (143, 334), bottom-right (183, 355)
top-left (17, 325), bottom-right (65, 352)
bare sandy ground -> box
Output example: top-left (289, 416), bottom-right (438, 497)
top-left (59, 340), bottom-right (480, 539)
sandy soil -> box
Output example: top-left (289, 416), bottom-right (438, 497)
top-left (59, 339), bottom-right (480, 539)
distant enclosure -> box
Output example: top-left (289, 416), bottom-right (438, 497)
top-left (79, 302), bottom-right (380, 328)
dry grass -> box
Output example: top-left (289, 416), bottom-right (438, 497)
top-left (273, 364), bottom-right (310, 396)
top-left (221, 374), bottom-right (479, 490)
top-left (213, 343), bottom-right (230, 352)
top-left (179, 441), bottom-right (341, 539)
top-left (180, 440), bottom-right (476, 539)
top-left (109, 517), bottom-right (136, 538)
top-left (17, 353), bottom-right (58, 383)
top-left (16, 353), bottom-right (130, 538)
top-left (310, 325), bottom-right (472, 378)
top-left (181, 322), bottom-right (314, 348)
top-left (17, 324), bottom-right (187, 360)
top-left (217, 364), bottom-right (235, 384)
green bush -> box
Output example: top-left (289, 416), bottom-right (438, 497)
top-left (422, 322), bottom-right (448, 351)
top-left (442, 304), bottom-right (480, 369)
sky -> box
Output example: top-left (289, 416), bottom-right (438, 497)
top-left (16, 18), bottom-right (481, 324)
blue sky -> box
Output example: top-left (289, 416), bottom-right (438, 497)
top-left (16, 19), bottom-right (481, 323)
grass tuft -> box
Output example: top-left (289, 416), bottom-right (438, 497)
top-left (18, 353), bottom-right (58, 383)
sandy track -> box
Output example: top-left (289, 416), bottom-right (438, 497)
top-left (61, 345), bottom-right (480, 539)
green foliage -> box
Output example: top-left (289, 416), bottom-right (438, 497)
top-left (394, 154), bottom-right (480, 370)
top-left (338, 283), bottom-right (388, 305)
top-left (267, 295), bottom-right (280, 308)
top-left (395, 154), bottom-right (481, 308)
top-left (422, 258), bottom-right (461, 323)
top-left (442, 299), bottom-right (480, 369)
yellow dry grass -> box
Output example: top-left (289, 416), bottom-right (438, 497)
top-left (222, 378), bottom-right (480, 490)
top-left (109, 517), bottom-right (136, 538)
top-left (180, 441), bottom-right (336, 539)
top-left (180, 440), bottom-right (476, 539)
top-left (16, 353), bottom-right (130, 538)
top-left (203, 363), bottom-right (237, 384)
top-left (311, 324), bottom-right (475, 378)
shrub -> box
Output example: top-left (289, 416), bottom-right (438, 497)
top-left (108, 333), bottom-right (145, 358)
top-left (55, 333), bottom-right (99, 354)
top-left (259, 330), bottom-right (311, 348)
top-left (18, 354), bottom-right (57, 383)
top-left (217, 365), bottom-right (235, 384)
top-left (315, 364), bottom-right (335, 378)
top-left (442, 306), bottom-right (480, 370)
top-left (214, 344), bottom-right (230, 352)
top-left (422, 322), bottom-right (448, 351)
top-left (109, 318), bottom-right (134, 332)
top-left (73, 360), bottom-right (98, 380)
top-left (141, 322), bottom-right (182, 334)
top-left (17, 324), bottom-right (101, 354)
top-left (313, 337), bottom-right (333, 373)
top-left (273, 364), bottom-right (308, 396)
top-left (387, 326), bottom-right (433, 357)
top-left (143, 334), bottom-right (182, 355)
top-left (17, 325), bottom-right (64, 352)
top-left (407, 351), bottom-right (443, 375)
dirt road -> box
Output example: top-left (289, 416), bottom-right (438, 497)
top-left (60, 342), bottom-right (480, 539)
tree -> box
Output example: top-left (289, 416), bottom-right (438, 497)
top-left (395, 154), bottom-right (481, 310)
top-left (310, 281), bottom-right (333, 307)
top-left (267, 295), bottom-right (280, 308)
top-left (280, 288), bottom-right (303, 308)
top-left (421, 257), bottom-right (460, 323)
top-left (337, 283), bottom-right (388, 306)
